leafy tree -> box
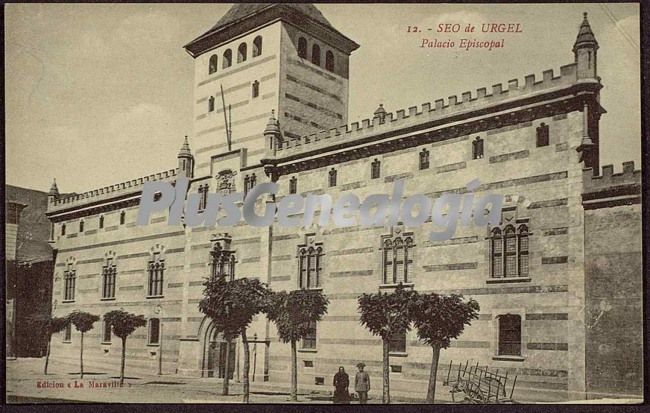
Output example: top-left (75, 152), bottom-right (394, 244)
top-left (266, 288), bottom-right (329, 401)
top-left (103, 310), bottom-right (147, 386)
top-left (199, 276), bottom-right (270, 402)
top-left (411, 293), bottom-right (479, 403)
top-left (68, 310), bottom-right (100, 379)
top-left (32, 314), bottom-right (69, 375)
top-left (358, 284), bottom-right (417, 404)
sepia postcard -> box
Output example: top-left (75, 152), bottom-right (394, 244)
top-left (4, 2), bottom-right (644, 407)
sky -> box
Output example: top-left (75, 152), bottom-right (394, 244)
top-left (5, 3), bottom-right (641, 193)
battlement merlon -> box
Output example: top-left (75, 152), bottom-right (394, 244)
top-left (583, 161), bottom-right (641, 193)
top-left (274, 62), bottom-right (603, 158)
top-left (46, 168), bottom-right (179, 215)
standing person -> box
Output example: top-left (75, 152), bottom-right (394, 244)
top-left (332, 366), bottom-right (350, 404)
top-left (354, 362), bottom-right (370, 404)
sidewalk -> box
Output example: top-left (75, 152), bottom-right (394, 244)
top-left (6, 357), bottom-right (442, 404)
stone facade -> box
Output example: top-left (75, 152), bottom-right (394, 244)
top-left (44, 5), bottom-right (642, 401)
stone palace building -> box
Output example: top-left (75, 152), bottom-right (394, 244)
top-left (45, 4), bottom-right (642, 401)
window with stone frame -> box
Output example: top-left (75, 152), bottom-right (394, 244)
top-left (490, 224), bottom-right (529, 278)
top-left (79, 220), bottom-right (84, 233)
top-left (302, 321), bottom-right (317, 349)
top-left (371, 159), bottom-right (381, 179)
top-left (311, 44), bottom-right (321, 66)
top-left (208, 96), bottom-right (215, 112)
top-left (102, 318), bottom-right (112, 343)
top-left (472, 137), bottom-right (484, 159)
top-left (198, 184), bottom-right (209, 211)
top-left (64, 323), bottom-right (72, 342)
top-left (147, 252), bottom-right (165, 297)
top-left (298, 37), bottom-right (308, 59)
top-left (237, 42), bottom-right (247, 63)
top-left (99, 215), bottom-right (104, 229)
top-left (497, 314), bottom-right (521, 356)
top-left (210, 239), bottom-right (236, 282)
top-left (325, 51), bottom-right (334, 72)
top-left (120, 211), bottom-right (126, 225)
top-left (148, 318), bottom-right (160, 345)
top-left (209, 54), bottom-right (218, 74)
top-left (252, 80), bottom-right (260, 98)
top-left (381, 230), bottom-right (414, 285)
top-left (419, 148), bottom-right (430, 170)
top-left (389, 331), bottom-right (407, 353)
top-left (252, 36), bottom-right (263, 57)
top-left (102, 257), bottom-right (117, 299)
top-left (61, 223), bottom-right (66, 236)
top-left (244, 173), bottom-right (256, 198)
top-left (328, 168), bottom-right (337, 187)
top-left (63, 261), bottom-right (76, 302)
top-left (289, 176), bottom-right (298, 194)
top-left (536, 123), bottom-right (549, 147)
top-left (298, 236), bottom-right (323, 289)
top-left (223, 49), bottom-right (232, 69)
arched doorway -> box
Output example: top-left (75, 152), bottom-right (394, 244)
top-left (201, 320), bottom-right (236, 379)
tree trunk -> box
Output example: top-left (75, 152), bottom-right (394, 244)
top-left (241, 329), bottom-right (250, 403)
top-left (426, 343), bottom-right (442, 403)
top-left (382, 338), bottom-right (390, 404)
top-left (290, 339), bottom-right (298, 401)
top-left (44, 335), bottom-right (51, 375)
top-left (80, 332), bottom-right (84, 379)
top-left (222, 336), bottom-right (231, 396)
top-left (120, 337), bottom-right (127, 386)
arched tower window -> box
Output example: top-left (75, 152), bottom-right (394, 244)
top-left (328, 168), bottom-right (337, 187)
top-left (289, 176), bottom-right (298, 194)
top-left (419, 148), bottom-right (430, 170)
top-left (209, 54), bottom-right (218, 74)
top-left (61, 223), bottom-right (66, 236)
top-left (79, 220), bottom-right (84, 233)
top-left (252, 36), bottom-right (263, 57)
top-left (237, 42), bottom-right (247, 63)
top-left (536, 123), bottom-right (549, 147)
top-left (223, 49), bottom-right (232, 69)
top-left (297, 37), bottom-right (308, 58)
top-left (99, 215), bottom-right (104, 229)
top-left (371, 159), bottom-right (381, 179)
top-left (325, 51), bottom-right (334, 72)
top-left (311, 44), bottom-right (321, 66)
top-left (252, 80), bottom-right (259, 98)
top-left (472, 137), bottom-right (484, 159)
top-left (208, 96), bottom-right (215, 112)
top-left (120, 211), bottom-right (126, 225)
top-left (298, 246), bottom-right (323, 289)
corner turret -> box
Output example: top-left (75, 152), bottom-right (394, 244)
top-left (573, 12), bottom-right (599, 80)
top-left (178, 136), bottom-right (194, 178)
top-left (48, 178), bottom-right (59, 205)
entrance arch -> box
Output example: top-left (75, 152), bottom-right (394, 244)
top-left (199, 318), bottom-right (236, 379)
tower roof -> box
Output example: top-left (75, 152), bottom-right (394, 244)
top-left (49, 178), bottom-right (59, 196)
top-left (178, 136), bottom-right (192, 158)
top-left (184, 3), bottom-right (359, 57)
top-left (573, 12), bottom-right (598, 51)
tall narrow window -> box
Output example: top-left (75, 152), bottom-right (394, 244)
top-left (252, 36), bottom-right (263, 57)
top-left (210, 243), bottom-right (235, 282)
top-left (536, 123), bottom-right (549, 147)
top-left (64, 323), bottom-right (72, 342)
top-left (504, 226), bottom-right (517, 277)
top-left (223, 49), bottom-right (232, 69)
top-left (102, 257), bottom-right (117, 299)
top-left (302, 321), bottom-right (317, 349)
top-left (498, 314), bottom-right (521, 356)
top-left (381, 234), bottom-right (414, 284)
top-left (472, 137), bottom-right (484, 159)
top-left (208, 96), bottom-right (215, 112)
top-left (491, 228), bottom-right (503, 277)
top-left (147, 252), bottom-right (164, 297)
top-left (371, 159), bottom-right (381, 179)
top-left (79, 220), bottom-right (84, 233)
top-left (490, 223), bottom-right (530, 278)
top-left (102, 318), bottom-right (112, 343)
top-left (325, 51), bottom-right (334, 72)
top-left (243, 173), bottom-right (256, 197)
top-left (518, 225), bottom-right (529, 276)
top-left (120, 211), bottom-right (126, 225)
top-left (209, 54), bottom-right (218, 74)
top-left (311, 44), bottom-right (321, 66)
top-left (298, 37), bottom-right (307, 58)
top-left (419, 149), bottom-right (430, 170)
top-left (252, 80), bottom-right (259, 98)
top-left (198, 184), bottom-right (209, 211)
top-left (63, 262), bottom-right (76, 301)
top-left (289, 176), bottom-right (297, 194)
top-left (389, 331), bottom-right (406, 353)
top-left (148, 318), bottom-right (160, 345)
top-left (328, 168), bottom-right (337, 187)
top-left (237, 42), bottom-right (247, 63)
top-left (298, 246), bottom-right (323, 289)
top-left (99, 215), bottom-right (104, 229)
top-left (61, 223), bottom-right (66, 236)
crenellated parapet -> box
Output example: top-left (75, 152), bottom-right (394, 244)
top-left (582, 161), bottom-right (641, 209)
top-left (47, 168), bottom-right (178, 213)
top-left (276, 63), bottom-right (591, 157)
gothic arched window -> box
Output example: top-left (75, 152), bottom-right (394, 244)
top-left (209, 54), bottom-right (218, 74)
top-left (252, 36), bottom-right (263, 57)
top-left (208, 96), bottom-right (215, 112)
top-left (490, 224), bottom-right (530, 278)
top-left (147, 252), bottom-right (165, 297)
top-left (328, 168), bottom-right (337, 187)
top-left (298, 246), bottom-right (323, 289)
top-left (325, 51), bottom-right (334, 72)
top-left (472, 137), bottom-right (484, 159)
top-left (210, 242), bottom-right (235, 281)
top-left (371, 159), bottom-right (381, 179)
top-left (223, 49), bottom-right (232, 69)
top-left (381, 234), bottom-right (414, 284)
top-left (252, 80), bottom-right (259, 98)
top-left (298, 37), bottom-right (307, 58)
top-left (311, 44), bottom-right (321, 66)
top-left (120, 211), bottom-right (126, 225)
top-left (419, 148), bottom-right (430, 170)
top-left (63, 260), bottom-right (76, 301)
top-left (237, 42), bottom-right (247, 63)
top-left (102, 257), bottom-right (117, 299)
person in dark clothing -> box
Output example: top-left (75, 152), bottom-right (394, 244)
top-left (355, 362), bottom-right (370, 404)
top-left (333, 366), bottom-right (350, 404)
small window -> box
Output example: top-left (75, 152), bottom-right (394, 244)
top-left (253, 36), bottom-right (263, 57)
top-left (252, 80), bottom-right (259, 98)
top-left (472, 137), bottom-right (484, 159)
top-left (237, 42), bottom-right (247, 63)
top-left (120, 211), bottom-right (126, 225)
top-left (315, 377), bottom-right (325, 385)
top-left (99, 215), bottom-right (104, 229)
top-left (311, 44), bottom-right (321, 66)
top-left (419, 149), bottom-right (430, 170)
top-left (371, 159), bottom-right (381, 179)
top-left (64, 323), bottom-right (72, 342)
top-left (390, 365), bottom-right (403, 373)
top-left (209, 54), bottom-right (218, 74)
top-left (302, 321), bottom-right (317, 349)
top-left (328, 168), bottom-right (337, 187)
top-left (289, 176), bottom-right (297, 194)
top-left (79, 220), bottom-right (84, 233)
top-left (498, 314), bottom-right (521, 356)
top-left (298, 37), bottom-right (307, 58)
top-left (208, 96), bottom-right (215, 112)
top-left (325, 51), bottom-right (334, 72)
top-left (148, 318), bottom-right (160, 345)
top-left (102, 319), bottom-right (112, 343)
top-left (223, 49), bottom-right (232, 69)
top-left (303, 360), bottom-right (314, 368)
top-left (389, 331), bottom-right (406, 353)
top-left (536, 123), bottom-right (549, 147)
top-left (61, 223), bottom-right (66, 236)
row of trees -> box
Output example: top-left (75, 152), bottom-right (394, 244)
top-left (42, 310), bottom-right (146, 386)
top-left (199, 278), bottom-right (479, 404)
